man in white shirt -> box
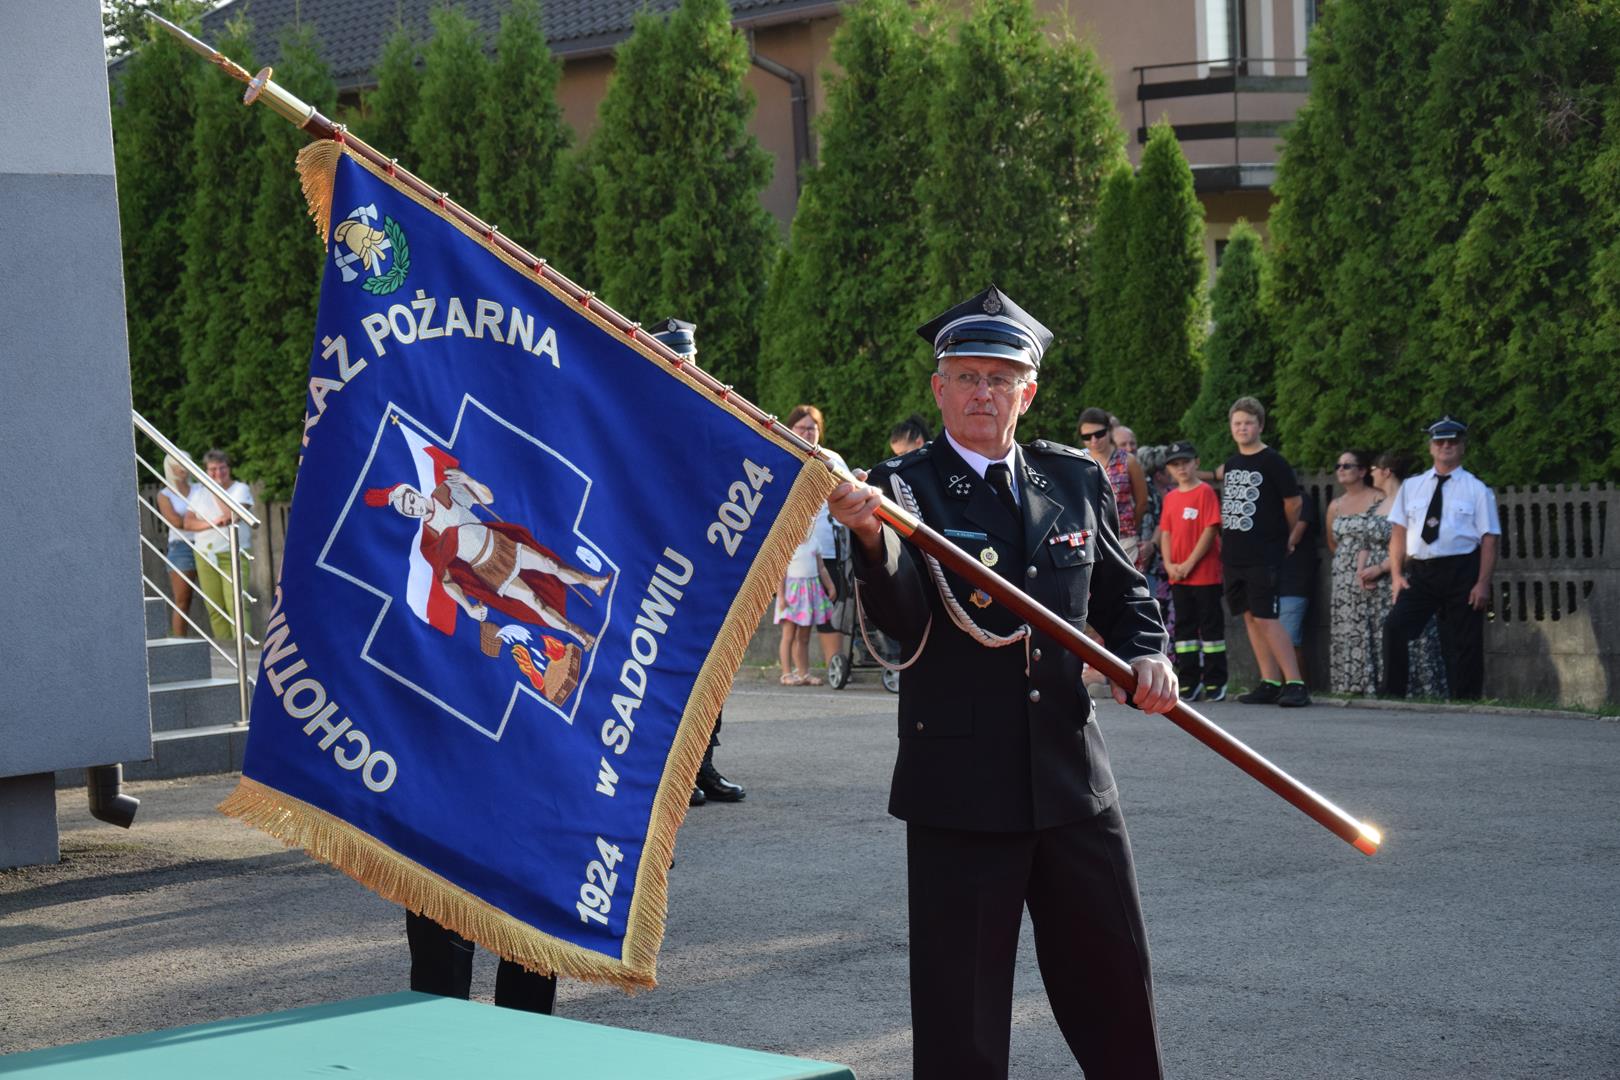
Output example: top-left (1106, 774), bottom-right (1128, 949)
top-left (1381, 417), bottom-right (1500, 699)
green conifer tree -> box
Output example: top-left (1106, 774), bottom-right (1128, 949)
top-left (1181, 222), bottom-right (1273, 455)
top-left (1414, 1), bottom-right (1620, 484)
top-left (1111, 122), bottom-right (1207, 445)
top-left (536, 139), bottom-right (601, 287)
top-left (756, 0), bottom-right (943, 461)
top-left (232, 24), bottom-right (337, 498)
top-left (1586, 64), bottom-right (1620, 481)
top-left (1268, 0), bottom-right (1445, 463)
top-left (1080, 163), bottom-right (1134, 414)
top-left (919, 0), bottom-right (1126, 441)
top-left (175, 17), bottom-right (258, 455)
top-left (591, 0), bottom-right (776, 395)
top-left (111, 5), bottom-right (205, 434)
top-left (476, 0), bottom-right (570, 251)
top-left (360, 24), bottom-right (423, 165)
top-left (410, 4), bottom-right (491, 209)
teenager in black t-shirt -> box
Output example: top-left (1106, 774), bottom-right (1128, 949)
top-left (1220, 397), bottom-right (1309, 706)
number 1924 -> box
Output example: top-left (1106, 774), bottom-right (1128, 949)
top-left (575, 837), bottom-right (624, 926)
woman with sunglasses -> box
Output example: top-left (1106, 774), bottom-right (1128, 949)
top-left (1326, 449), bottom-right (1385, 693)
top-left (1075, 407), bottom-right (1148, 566)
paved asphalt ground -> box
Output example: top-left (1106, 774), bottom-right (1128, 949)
top-left (3, 682), bottom-right (1617, 1078)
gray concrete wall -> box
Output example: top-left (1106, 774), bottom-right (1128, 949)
top-left (0, 0), bottom-right (151, 805)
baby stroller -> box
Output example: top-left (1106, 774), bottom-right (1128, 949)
top-left (824, 518), bottom-right (900, 693)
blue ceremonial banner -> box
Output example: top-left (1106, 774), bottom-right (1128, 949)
top-left (221, 145), bottom-right (834, 988)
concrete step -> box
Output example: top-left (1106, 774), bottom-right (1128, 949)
top-left (146, 637), bottom-right (214, 684)
top-left (149, 677), bottom-right (243, 732)
top-left (122, 724), bottom-right (248, 783)
top-left (145, 595), bottom-right (170, 639)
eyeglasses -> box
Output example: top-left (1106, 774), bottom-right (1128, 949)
top-left (1079, 428), bottom-right (1111, 441)
top-left (944, 371), bottom-right (1026, 395)
top-left (1335, 462), bottom-right (1363, 470)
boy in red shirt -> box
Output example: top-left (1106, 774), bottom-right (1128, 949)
top-left (1159, 441), bottom-right (1227, 701)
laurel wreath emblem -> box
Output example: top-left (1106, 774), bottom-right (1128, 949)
top-left (362, 217), bottom-right (410, 295)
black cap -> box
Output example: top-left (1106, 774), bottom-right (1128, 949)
top-left (648, 317), bottom-right (695, 358)
top-left (1426, 416), bottom-right (1467, 441)
top-left (1165, 441), bottom-right (1198, 463)
top-left (916, 285), bottom-right (1053, 371)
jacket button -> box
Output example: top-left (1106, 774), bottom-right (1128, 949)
top-left (916, 721), bottom-right (925, 731)
top-left (1026, 565), bottom-right (1038, 579)
top-left (1032, 648), bottom-right (1043, 662)
top-left (1028, 689), bottom-right (1041, 703)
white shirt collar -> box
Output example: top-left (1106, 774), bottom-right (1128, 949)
top-left (945, 430), bottom-right (1019, 502)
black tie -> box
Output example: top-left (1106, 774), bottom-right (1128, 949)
top-left (986, 462), bottom-right (1020, 524)
top-left (1421, 474), bottom-right (1449, 545)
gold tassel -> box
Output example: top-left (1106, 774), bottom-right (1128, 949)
top-left (218, 777), bottom-right (658, 989)
top-left (296, 139), bottom-right (344, 247)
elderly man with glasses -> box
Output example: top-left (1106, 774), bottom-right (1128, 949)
top-left (828, 286), bottom-right (1175, 1079)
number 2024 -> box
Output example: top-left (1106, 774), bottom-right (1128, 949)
top-left (707, 459), bottom-right (775, 556)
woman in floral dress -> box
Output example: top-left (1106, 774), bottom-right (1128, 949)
top-left (1327, 450), bottom-right (1388, 693)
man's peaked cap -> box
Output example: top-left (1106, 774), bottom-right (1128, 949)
top-left (916, 285), bottom-right (1053, 371)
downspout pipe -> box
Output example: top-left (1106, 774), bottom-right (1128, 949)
top-left (747, 32), bottom-right (811, 198)
top-left (86, 764), bottom-right (139, 829)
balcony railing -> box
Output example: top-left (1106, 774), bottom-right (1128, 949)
top-left (1131, 57), bottom-right (1311, 192)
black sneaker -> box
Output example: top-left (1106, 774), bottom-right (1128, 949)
top-left (1277, 682), bottom-right (1312, 708)
top-left (1179, 683), bottom-right (1204, 702)
top-left (1203, 683), bottom-right (1227, 703)
top-left (1237, 682), bottom-right (1283, 705)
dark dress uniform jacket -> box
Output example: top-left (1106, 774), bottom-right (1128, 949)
top-left (855, 437), bottom-right (1168, 832)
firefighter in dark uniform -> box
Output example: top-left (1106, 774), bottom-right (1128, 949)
top-left (648, 318), bottom-right (746, 806)
top-left (828, 286), bottom-right (1177, 1079)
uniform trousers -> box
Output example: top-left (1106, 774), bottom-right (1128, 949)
top-left (906, 805), bottom-right (1162, 1080)
top-left (405, 910), bottom-right (557, 1014)
top-left (1382, 549), bottom-right (1484, 700)
top-left (1170, 583), bottom-right (1227, 689)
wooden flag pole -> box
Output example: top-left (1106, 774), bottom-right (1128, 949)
top-left (149, 13), bottom-right (1380, 857)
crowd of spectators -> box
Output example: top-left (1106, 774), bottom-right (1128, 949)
top-left (1092, 399), bottom-right (1491, 705)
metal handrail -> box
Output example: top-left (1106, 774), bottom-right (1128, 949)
top-left (133, 408), bottom-right (260, 728)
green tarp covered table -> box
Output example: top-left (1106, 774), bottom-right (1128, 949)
top-left (0, 991), bottom-right (855, 1079)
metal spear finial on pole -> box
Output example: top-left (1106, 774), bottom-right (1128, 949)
top-left (148, 11), bottom-right (1382, 859)
top-left (145, 11), bottom-right (329, 135)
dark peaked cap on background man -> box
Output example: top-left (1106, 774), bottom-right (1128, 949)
top-left (916, 285), bottom-right (1054, 371)
top-left (648, 317), bottom-right (696, 358)
top-left (1426, 416), bottom-right (1468, 441)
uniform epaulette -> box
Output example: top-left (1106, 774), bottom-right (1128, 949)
top-left (877, 444), bottom-right (931, 471)
top-left (1028, 439), bottom-right (1094, 464)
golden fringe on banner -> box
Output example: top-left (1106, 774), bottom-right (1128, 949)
top-left (295, 139), bottom-right (342, 246)
top-left (618, 458), bottom-right (838, 980)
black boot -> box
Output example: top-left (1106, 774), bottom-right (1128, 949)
top-left (689, 784), bottom-right (706, 806)
top-left (697, 750), bottom-right (745, 802)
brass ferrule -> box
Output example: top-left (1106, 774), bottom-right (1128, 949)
top-left (244, 67), bottom-right (317, 129)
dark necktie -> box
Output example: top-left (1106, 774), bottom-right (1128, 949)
top-left (1421, 473), bottom-right (1450, 545)
top-left (986, 462), bottom-right (1021, 525)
